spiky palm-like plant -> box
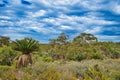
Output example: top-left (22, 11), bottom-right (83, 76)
top-left (13, 37), bottom-right (39, 68)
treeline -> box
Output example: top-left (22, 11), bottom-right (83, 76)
top-left (0, 32), bottom-right (120, 66)
top-left (39, 32), bottom-right (120, 61)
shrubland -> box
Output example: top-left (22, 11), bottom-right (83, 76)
top-left (0, 33), bottom-right (120, 80)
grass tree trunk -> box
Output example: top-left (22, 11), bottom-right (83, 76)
top-left (17, 54), bottom-right (32, 68)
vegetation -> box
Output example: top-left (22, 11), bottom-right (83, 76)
top-left (13, 38), bottom-right (39, 68)
top-left (0, 32), bottom-right (120, 80)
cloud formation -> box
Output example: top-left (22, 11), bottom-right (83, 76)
top-left (0, 0), bottom-right (120, 43)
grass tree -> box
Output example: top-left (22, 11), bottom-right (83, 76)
top-left (13, 37), bottom-right (39, 68)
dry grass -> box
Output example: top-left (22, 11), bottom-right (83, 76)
top-left (0, 59), bottom-right (120, 80)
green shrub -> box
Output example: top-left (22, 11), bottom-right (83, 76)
top-left (110, 51), bottom-right (120, 59)
top-left (111, 71), bottom-right (120, 80)
top-left (90, 52), bottom-right (104, 59)
top-left (0, 65), bottom-right (11, 72)
top-left (0, 66), bottom-right (17, 80)
top-left (0, 46), bottom-right (20, 66)
top-left (0, 59), bottom-right (120, 80)
top-left (75, 53), bottom-right (86, 61)
top-left (42, 56), bottom-right (53, 62)
top-left (39, 67), bottom-right (61, 80)
top-left (84, 67), bottom-right (110, 80)
top-left (66, 53), bottom-right (76, 60)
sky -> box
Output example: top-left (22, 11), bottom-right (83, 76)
top-left (0, 0), bottom-right (120, 43)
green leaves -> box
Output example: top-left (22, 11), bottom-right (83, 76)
top-left (13, 37), bottom-right (39, 54)
top-left (73, 33), bottom-right (98, 43)
top-left (0, 36), bottom-right (10, 46)
top-left (0, 46), bottom-right (19, 65)
top-left (49, 32), bottom-right (69, 45)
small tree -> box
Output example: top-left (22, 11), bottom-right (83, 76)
top-left (13, 37), bottom-right (39, 68)
top-left (56, 32), bottom-right (69, 44)
top-left (0, 36), bottom-right (10, 47)
top-left (73, 33), bottom-right (98, 43)
top-left (49, 32), bottom-right (69, 60)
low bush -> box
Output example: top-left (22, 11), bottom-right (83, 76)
top-left (0, 46), bottom-right (20, 66)
top-left (90, 52), bottom-right (104, 59)
top-left (75, 53), bottom-right (86, 61)
top-left (41, 56), bottom-right (53, 62)
top-left (0, 59), bottom-right (120, 80)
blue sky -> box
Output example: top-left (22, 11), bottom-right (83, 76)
top-left (0, 0), bottom-right (120, 43)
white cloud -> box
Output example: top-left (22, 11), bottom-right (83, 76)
top-left (27, 10), bottom-right (46, 18)
top-left (24, 0), bottom-right (33, 1)
top-left (0, 20), bottom-right (14, 26)
top-left (86, 12), bottom-right (104, 17)
top-left (113, 4), bottom-right (120, 14)
top-left (60, 25), bottom-right (73, 30)
top-left (35, 0), bottom-right (79, 6)
top-left (32, 0), bottom-right (105, 11)
top-left (9, 0), bottom-right (22, 6)
top-left (15, 18), bottom-right (60, 34)
top-left (96, 35), bottom-right (120, 42)
top-left (105, 1), bottom-right (120, 15)
top-left (3, 33), bottom-right (30, 40)
top-left (78, 16), bottom-right (117, 25)
top-left (43, 18), bottom-right (61, 26)
top-left (51, 0), bottom-right (81, 7)
top-left (79, 0), bottom-right (101, 10)
top-left (0, 27), bottom-right (30, 41)
top-left (0, 0), bottom-right (120, 42)
top-left (43, 13), bottom-right (117, 28)
top-left (27, 26), bottom-right (60, 34)
top-left (0, 16), bottom-right (11, 19)
top-left (84, 26), bottom-right (102, 34)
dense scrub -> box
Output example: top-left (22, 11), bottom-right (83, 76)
top-left (0, 59), bottom-right (120, 80)
top-left (0, 33), bottom-right (120, 80)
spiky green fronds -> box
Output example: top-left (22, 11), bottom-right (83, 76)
top-left (13, 38), bottom-right (39, 54)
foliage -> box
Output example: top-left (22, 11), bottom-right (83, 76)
top-left (73, 33), bottom-right (97, 43)
top-left (0, 32), bottom-right (120, 79)
top-left (0, 46), bottom-right (19, 66)
top-left (0, 36), bottom-right (10, 47)
top-left (0, 59), bottom-right (120, 80)
top-left (111, 71), bottom-right (120, 80)
top-left (39, 67), bottom-right (61, 80)
top-left (13, 37), bottom-right (39, 68)
top-left (13, 37), bottom-right (39, 54)
top-left (90, 52), bottom-right (104, 59)
top-left (56, 32), bottom-right (69, 44)
top-left (41, 56), bottom-right (53, 62)
top-left (84, 67), bottom-right (110, 80)
top-left (74, 53), bottom-right (86, 61)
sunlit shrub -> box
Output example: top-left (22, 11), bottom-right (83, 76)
top-left (0, 59), bottom-right (120, 80)
top-left (111, 71), bottom-right (120, 80)
top-left (84, 67), bottom-right (110, 80)
top-left (0, 66), bottom-right (17, 80)
top-left (75, 53), bottom-right (86, 61)
top-left (39, 67), bottom-right (61, 80)
top-left (41, 56), bottom-right (53, 62)
top-left (0, 46), bottom-right (20, 66)
top-left (110, 51), bottom-right (120, 59)
top-left (66, 53), bottom-right (75, 60)
top-left (90, 52), bottom-right (104, 59)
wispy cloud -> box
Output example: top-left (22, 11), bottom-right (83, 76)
top-left (113, 4), bottom-right (120, 14)
top-left (0, 0), bottom-right (120, 43)
top-left (27, 10), bottom-right (46, 18)
top-left (84, 26), bottom-right (102, 34)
